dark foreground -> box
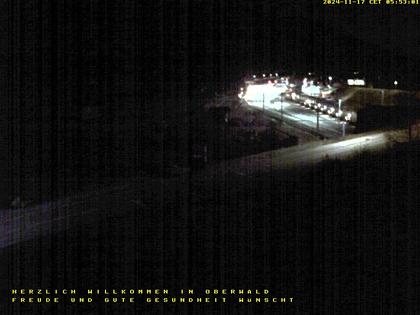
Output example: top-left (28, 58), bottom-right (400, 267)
top-left (1, 140), bottom-right (420, 314)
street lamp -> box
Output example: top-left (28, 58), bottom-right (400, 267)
top-left (394, 80), bottom-right (398, 86)
top-left (280, 93), bottom-right (284, 118)
top-left (316, 110), bottom-right (320, 131)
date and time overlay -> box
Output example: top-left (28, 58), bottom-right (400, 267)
top-left (323, 0), bottom-right (420, 5)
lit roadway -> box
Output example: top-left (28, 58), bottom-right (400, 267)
top-left (212, 129), bottom-right (408, 177)
top-left (0, 128), bottom-right (409, 250)
top-left (243, 85), bottom-right (355, 139)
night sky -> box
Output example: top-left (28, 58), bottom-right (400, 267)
top-left (6, 1), bottom-right (420, 106)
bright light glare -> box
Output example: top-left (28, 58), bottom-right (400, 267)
top-left (302, 83), bottom-right (321, 97)
top-left (243, 83), bottom-right (288, 109)
top-left (331, 133), bottom-right (385, 149)
top-left (348, 79), bottom-right (365, 86)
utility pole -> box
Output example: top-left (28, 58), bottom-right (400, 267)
top-left (281, 94), bottom-right (284, 119)
top-left (263, 93), bottom-right (265, 112)
top-left (316, 111), bottom-right (319, 131)
top-left (408, 119), bottom-right (412, 141)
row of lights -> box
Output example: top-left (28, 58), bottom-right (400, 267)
top-left (253, 74), bottom-right (399, 87)
top-left (253, 73), bottom-right (279, 79)
top-left (305, 75), bottom-right (399, 87)
top-left (302, 99), bottom-right (352, 122)
top-left (347, 79), bottom-right (399, 87)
